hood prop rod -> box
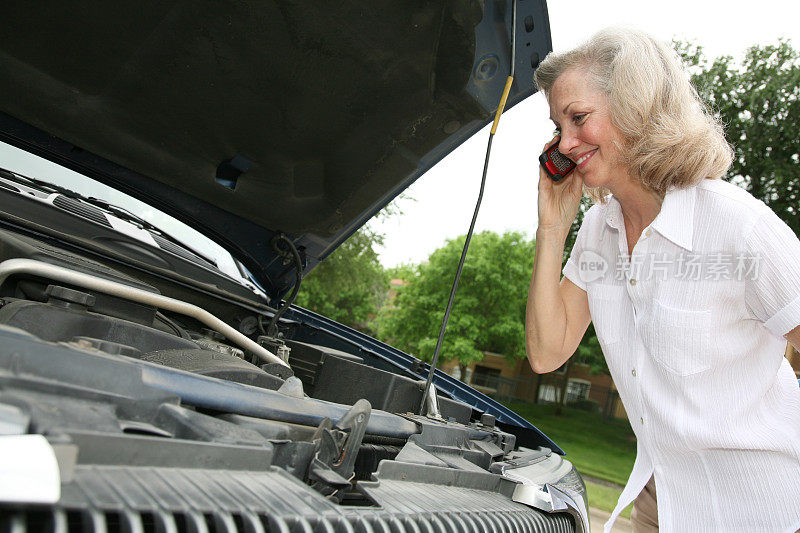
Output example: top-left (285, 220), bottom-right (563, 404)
top-left (419, 0), bottom-right (518, 416)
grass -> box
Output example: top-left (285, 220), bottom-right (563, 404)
top-left (585, 480), bottom-right (632, 519)
top-left (505, 402), bottom-right (637, 487)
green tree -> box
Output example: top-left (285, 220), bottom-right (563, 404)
top-left (386, 263), bottom-right (416, 284)
top-left (575, 323), bottom-right (604, 373)
top-left (378, 231), bottom-right (535, 369)
top-left (295, 226), bottom-right (388, 335)
top-left (678, 40), bottom-right (800, 235)
top-left (294, 195), bottom-right (411, 334)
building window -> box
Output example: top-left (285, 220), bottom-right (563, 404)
top-left (471, 366), bottom-right (501, 388)
top-left (538, 384), bottom-right (558, 403)
top-left (566, 379), bottom-right (591, 402)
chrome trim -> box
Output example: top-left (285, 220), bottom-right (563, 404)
top-left (513, 483), bottom-right (590, 533)
top-left (0, 258), bottom-right (288, 367)
top-left (503, 460), bottom-right (590, 533)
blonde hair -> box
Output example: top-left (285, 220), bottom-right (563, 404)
top-left (534, 27), bottom-right (733, 202)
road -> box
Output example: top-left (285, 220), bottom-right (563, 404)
top-left (590, 507), bottom-right (632, 533)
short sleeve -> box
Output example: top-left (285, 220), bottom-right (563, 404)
top-left (562, 207), bottom-right (599, 292)
top-left (744, 208), bottom-right (800, 337)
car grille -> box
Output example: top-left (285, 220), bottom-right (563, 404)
top-left (0, 465), bottom-right (575, 532)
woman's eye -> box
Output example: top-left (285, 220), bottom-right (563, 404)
top-left (572, 114), bottom-right (586, 124)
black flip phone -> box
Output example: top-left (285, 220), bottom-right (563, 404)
top-left (538, 140), bottom-right (576, 182)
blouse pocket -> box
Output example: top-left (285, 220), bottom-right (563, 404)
top-left (587, 283), bottom-right (623, 346)
top-left (645, 299), bottom-right (711, 376)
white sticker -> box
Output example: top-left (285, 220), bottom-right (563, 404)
top-left (0, 435), bottom-right (60, 503)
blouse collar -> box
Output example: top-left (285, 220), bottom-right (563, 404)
top-left (604, 185), bottom-right (696, 252)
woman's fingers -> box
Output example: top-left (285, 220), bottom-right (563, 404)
top-left (567, 172), bottom-right (584, 198)
top-left (537, 134), bottom-right (584, 229)
top-left (538, 166), bottom-right (552, 192)
top-left (538, 136), bottom-right (560, 184)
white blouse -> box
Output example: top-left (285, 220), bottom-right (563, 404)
top-left (562, 179), bottom-right (800, 532)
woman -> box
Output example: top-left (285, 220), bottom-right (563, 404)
top-left (526, 28), bottom-right (800, 532)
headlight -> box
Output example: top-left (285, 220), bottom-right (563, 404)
top-left (498, 450), bottom-right (590, 533)
top-left (548, 464), bottom-right (590, 533)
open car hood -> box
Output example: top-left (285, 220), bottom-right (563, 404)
top-left (0, 1), bottom-right (551, 299)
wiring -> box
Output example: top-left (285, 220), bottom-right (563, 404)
top-left (419, 0), bottom-right (518, 415)
top-left (260, 234), bottom-right (303, 337)
top-left (155, 311), bottom-right (191, 339)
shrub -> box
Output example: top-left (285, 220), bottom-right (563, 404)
top-left (567, 399), bottom-right (600, 413)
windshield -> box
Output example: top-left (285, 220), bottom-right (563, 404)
top-left (0, 141), bottom-right (252, 286)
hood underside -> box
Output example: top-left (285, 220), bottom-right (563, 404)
top-left (0, 0), bottom-right (551, 298)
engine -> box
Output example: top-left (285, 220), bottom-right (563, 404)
top-left (0, 227), bottom-right (586, 533)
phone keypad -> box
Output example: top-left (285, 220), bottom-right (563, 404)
top-left (550, 149), bottom-right (574, 172)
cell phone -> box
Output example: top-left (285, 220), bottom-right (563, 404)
top-left (538, 139), bottom-right (576, 182)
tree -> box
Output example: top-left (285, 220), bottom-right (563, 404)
top-left (294, 195), bottom-right (411, 335)
top-left (678, 40), bottom-right (800, 236)
top-left (377, 231), bottom-right (535, 371)
top-left (295, 226), bottom-right (387, 335)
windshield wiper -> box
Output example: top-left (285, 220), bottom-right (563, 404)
top-left (0, 167), bottom-right (217, 266)
top-left (82, 196), bottom-right (162, 234)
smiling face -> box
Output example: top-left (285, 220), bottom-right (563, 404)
top-left (548, 68), bottom-right (628, 190)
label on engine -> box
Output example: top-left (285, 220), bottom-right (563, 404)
top-left (0, 434), bottom-right (60, 503)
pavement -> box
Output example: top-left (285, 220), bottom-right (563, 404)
top-left (590, 507), bottom-right (632, 533)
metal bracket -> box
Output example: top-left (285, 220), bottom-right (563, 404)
top-left (307, 399), bottom-right (371, 502)
top-left (423, 380), bottom-right (442, 419)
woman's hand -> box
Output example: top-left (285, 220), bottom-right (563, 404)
top-left (527, 136), bottom-right (592, 373)
top-left (537, 136), bottom-right (584, 238)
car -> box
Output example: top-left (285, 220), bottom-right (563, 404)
top-left (0, 1), bottom-right (589, 532)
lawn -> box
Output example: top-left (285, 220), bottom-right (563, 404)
top-left (585, 480), bottom-right (632, 519)
top-left (505, 402), bottom-right (637, 487)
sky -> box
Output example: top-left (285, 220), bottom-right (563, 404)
top-left (372, 0), bottom-right (800, 267)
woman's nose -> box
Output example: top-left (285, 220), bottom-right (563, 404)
top-left (558, 130), bottom-right (579, 155)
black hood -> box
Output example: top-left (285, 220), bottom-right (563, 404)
top-left (0, 1), bottom-right (551, 300)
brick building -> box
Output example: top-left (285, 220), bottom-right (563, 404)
top-left (439, 352), bottom-right (626, 419)
top-left (440, 341), bottom-right (800, 421)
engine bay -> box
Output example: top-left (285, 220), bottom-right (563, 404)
top-left (0, 209), bottom-right (585, 531)
top-left (0, 224), bottom-right (506, 459)
top-left (0, 227), bottom-right (477, 420)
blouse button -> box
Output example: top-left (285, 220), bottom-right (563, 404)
top-left (632, 368), bottom-right (637, 377)
top-left (645, 228), bottom-right (653, 237)
top-left (630, 278), bottom-right (637, 286)
top-left (640, 417), bottom-right (644, 425)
